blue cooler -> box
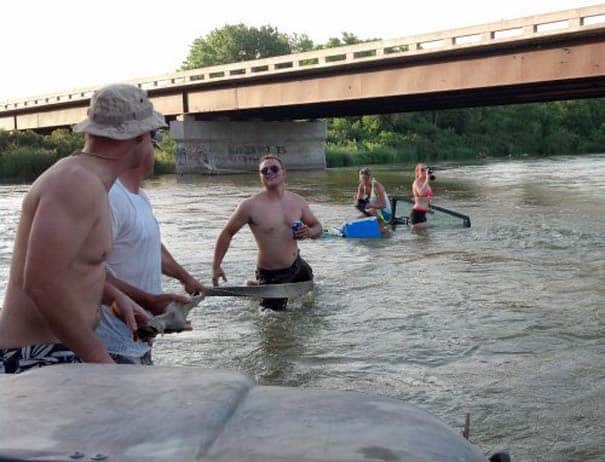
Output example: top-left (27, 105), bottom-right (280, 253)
top-left (341, 217), bottom-right (382, 238)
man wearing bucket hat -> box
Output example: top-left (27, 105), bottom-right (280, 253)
top-left (0, 84), bottom-right (167, 373)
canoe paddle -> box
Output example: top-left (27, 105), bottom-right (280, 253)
top-left (390, 196), bottom-right (471, 227)
top-left (136, 281), bottom-right (314, 340)
top-left (206, 280), bottom-right (314, 299)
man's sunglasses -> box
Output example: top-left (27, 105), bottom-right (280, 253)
top-left (150, 130), bottom-right (162, 145)
top-left (260, 165), bottom-right (280, 175)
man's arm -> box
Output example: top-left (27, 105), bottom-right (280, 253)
top-left (105, 271), bottom-right (189, 316)
top-left (23, 179), bottom-right (112, 363)
top-left (212, 201), bottom-right (250, 286)
top-left (161, 244), bottom-right (207, 295)
top-left (299, 201), bottom-right (322, 239)
top-left (102, 282), bottom-right (151, 330)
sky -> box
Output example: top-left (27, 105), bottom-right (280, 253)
top-left (1, 0), bottom-right (601, 101)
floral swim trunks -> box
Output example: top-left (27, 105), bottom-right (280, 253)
top-left (0, 343), bottom-right (81, 374)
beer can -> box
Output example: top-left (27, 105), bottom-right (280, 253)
top-left (292, 220), bottom-right (304, 239)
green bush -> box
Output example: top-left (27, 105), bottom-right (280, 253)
top-left (0, 146), bottom-right (59, 180)
top-left (0, 130), bottom-right (47, 152)
top-left (152, 130), bottom-right (177, 175)
top-left (47, 129), bottom-right (84, 157)
top-left (326, 144), bottom-right (356, 167)
top-left (153, 149), bottom-right (176, 175)
top-left (0, 129), bottom-right (85, 180)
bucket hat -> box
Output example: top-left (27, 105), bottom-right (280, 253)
top-left (73, 84), bottom-right (167, 140)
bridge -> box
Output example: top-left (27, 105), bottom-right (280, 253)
top-left (2, 5), bottom-right (605, 173)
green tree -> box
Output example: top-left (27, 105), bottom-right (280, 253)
top-left (181, 24), bottom-right (291, 69)
top-left (324, 32), bottom-right (364, 48)
top-left (288, 33), bottom-right (316, 53)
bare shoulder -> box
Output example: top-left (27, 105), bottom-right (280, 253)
top-left (285, 190), bottom-right (308, 205)
top-left (34, 157), bottom-right (106, 212)
top-left (244, 190), bottom-right (279, 209)
top-left (239, 193), bottom-right (261, 209)
top-left (232, 193), bottom-right (265, 220)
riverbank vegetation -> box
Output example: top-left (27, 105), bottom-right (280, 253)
top-left (0, 129), bottom-right (177, 181)
top-left (1, 24), bottom-right (604, 180)
top-left (325, 100), bottom-right (605, 166)
top-left (3, 97), bottom-right (603, 180)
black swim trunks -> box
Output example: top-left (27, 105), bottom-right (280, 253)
top-left (410, 209), bottom-right (427, 225)
top-left (0, 343), bottom-right (81, 374)
top-left (256, 254), bottom-right (313, 311)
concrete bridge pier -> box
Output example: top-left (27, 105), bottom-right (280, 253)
top-left (170, 116), bottom-right (327, 174)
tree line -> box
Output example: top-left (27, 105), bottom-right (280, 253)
top-left (1, 24), bottom-right (603, 180)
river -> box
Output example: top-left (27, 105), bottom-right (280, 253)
top-left (0, 154), bottom-right (603, 462)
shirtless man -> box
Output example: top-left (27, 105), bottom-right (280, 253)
top-left (0, 84), bottom-right (167, 373)
top-left (212, 155), bottom-right (322, 311)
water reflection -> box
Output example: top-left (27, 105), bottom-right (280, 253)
top-left (249, 297), bottom-right (326, 385)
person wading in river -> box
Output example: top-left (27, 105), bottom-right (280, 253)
top-left (212, 155), bottom-right (322, 311)
top-left (0, 84), bottom-right (166, 373)
top-left (410, 163), bottom-right (433, 229)
top-left (96, 132), bottom-right (206, 364)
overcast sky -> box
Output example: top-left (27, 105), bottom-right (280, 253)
top-left (1, 0), bottom-right (600, 101)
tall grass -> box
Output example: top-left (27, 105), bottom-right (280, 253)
top-left (326, 136), bottom-right (498, 168)
top-left (326, 142), bottom-right (420, 167)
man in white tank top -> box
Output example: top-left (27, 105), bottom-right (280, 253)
top-left (96, 135), bottom-right (207, 363)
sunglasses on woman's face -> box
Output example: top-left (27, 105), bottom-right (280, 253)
top-left (260, 165), bottom-right (280, 175)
